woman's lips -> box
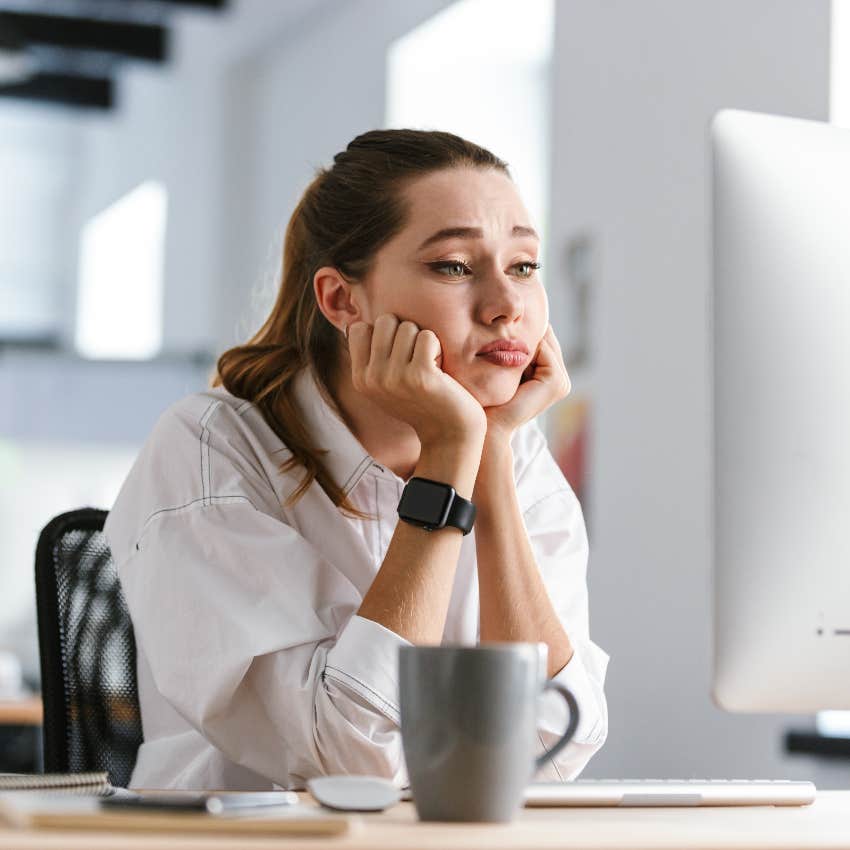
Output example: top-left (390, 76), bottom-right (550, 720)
top-left (476, 349), bottom-right (530, 367)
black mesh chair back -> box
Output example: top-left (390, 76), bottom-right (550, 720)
top-left (35, 508), bottom-right (143, 787)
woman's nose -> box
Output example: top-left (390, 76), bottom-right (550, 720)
top-left (479, 273), bottom-right (524, 325)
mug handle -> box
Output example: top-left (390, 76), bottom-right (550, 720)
top-left (534, 681), bottom-right (580, 772)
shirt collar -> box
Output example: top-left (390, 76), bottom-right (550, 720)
top-left (291, 366), bottom-right (388, 496)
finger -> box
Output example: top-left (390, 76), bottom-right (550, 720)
top-left (534, 327), bottom-right (565, 371)
top-left (347, 321), bottom-right (373, 376)
top-left (536, 336), bottom-right (571, 394)
top-left (528, 334), bottom-right (544, 370)
top-left (533, 335), bottom-right (561, 371)
top-left (369, 313), bottom-right (399, 366)
top-left (546, 327), bottom-right (571, 387)
top-left (390, 320), bottom-right (420, 366)
top-left (545, 324), bottom-right (564, 357)
top-left (411, 328), bottom-right (442, 372)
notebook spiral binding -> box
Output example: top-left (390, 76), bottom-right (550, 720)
top-left (0, 772), bottom-right (114, 795)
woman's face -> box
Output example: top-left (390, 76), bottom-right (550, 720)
top-left (356, 167), bottom-right (549, 408)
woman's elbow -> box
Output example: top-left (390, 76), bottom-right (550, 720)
top-left (311, 682), bottom-right (408, 784)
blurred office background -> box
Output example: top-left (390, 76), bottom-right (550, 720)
top-left (1, 0), bottom-right (848, 784)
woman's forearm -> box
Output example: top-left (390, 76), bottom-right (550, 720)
top-left (472, 437), bottom-right (573, 678)
top-left (357, 438), bottom-right (482, 645)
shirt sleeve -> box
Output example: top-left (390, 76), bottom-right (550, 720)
top-left (514, 423), bottom-right (610, 781)
top-left (117, 500), bottom-right (412, 790)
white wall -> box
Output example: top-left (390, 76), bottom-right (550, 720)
top-left (549, 0), bottom-right (834, 782)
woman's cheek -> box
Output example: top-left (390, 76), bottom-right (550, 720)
top-left (436, 343), bottom-right (467, 378)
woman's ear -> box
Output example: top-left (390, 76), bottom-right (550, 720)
top-left (313, 266), bottom-right (364, 332)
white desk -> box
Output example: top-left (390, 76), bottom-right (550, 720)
top-left (0, 790), bottom-right (849, 849)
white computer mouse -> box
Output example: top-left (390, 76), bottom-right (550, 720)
top-left (306, 775), bottom-right (401, 812)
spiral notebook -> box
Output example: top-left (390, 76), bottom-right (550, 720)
top-left (0, 772), bottom-right (113, 795)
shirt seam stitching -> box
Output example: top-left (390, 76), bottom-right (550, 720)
top-left (341, 455), bottom-right (373, 495)
top-left (324, 664), bottom-right (400, 720)
top-left (204, 402), bottom-right (221, 502)
top-left (537, 729), bottom-right (565, 780)
top-left (199, 400), bottom-right (221, 508)
top-left (135, 495), bottom-right (257, 545)
top-left (523, 486), bottom-right (570, 518)
top-left (374, 476), bottom-right (381, 550)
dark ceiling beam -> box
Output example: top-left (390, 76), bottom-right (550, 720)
top-left (0, 11), bottom-right (166, 62)
top-left (0, 71), bottom-right (112, 109)
top-left (91, 0), bottom-right (227, 7)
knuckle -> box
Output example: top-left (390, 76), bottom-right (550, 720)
top-left (363, 367), bottom-right (380, 390)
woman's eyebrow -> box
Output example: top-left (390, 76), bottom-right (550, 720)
top-left (417, 225), bottom-right (539, 250)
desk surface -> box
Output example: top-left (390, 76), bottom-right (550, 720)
top-left (0, 697), bottom-right (43, 727)
top-left (0, 789), bottom-right (849, 849)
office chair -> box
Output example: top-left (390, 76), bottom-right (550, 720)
top-left (34, 507), bottom-right (143, 787)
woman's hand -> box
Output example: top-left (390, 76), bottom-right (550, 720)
top-left (348, 314), bottom-right (487, 449)
top-left (482, 324), bottom-right (571, 443)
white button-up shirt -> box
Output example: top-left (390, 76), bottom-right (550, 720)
top-left (104, 366), bottom-right (609, 790)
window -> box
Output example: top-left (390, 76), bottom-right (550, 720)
top-left (386, 0), bottom-right (554, 251)
top-left (75, 181), bottom-right (167, 360)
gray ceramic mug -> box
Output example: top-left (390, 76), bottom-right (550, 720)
top-left (398, 643), bottom-right (579, 822)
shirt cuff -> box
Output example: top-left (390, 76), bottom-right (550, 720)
top-left (323, 614), bottom-right (412, 726)
top-left (546, 641), bottom-right (609, 745)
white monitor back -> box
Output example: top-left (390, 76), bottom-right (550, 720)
top-left (712, 109), bottom-right (850, 712)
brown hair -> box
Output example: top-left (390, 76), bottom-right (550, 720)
top-left (211, 129), bottom-right (509, 515)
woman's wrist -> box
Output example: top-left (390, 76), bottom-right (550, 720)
top-left (473, 437), bottom-right (515, 506)
top-left (415, 437), bottom-right (483, 500)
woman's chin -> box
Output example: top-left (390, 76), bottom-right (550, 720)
top-left (464, 374), bottom-right (521, 408)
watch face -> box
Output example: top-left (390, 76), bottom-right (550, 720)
top-left (398, 478), bottom-right (454, 528)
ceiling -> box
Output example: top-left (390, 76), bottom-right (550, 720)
top-left (0, 0), bottom-right (227, 109)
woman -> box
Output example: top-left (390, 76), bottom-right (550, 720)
top-left (104, 129), bottom-right (609, 790)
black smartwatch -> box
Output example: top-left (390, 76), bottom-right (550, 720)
top-left (397, 477), bottom-right (476, 535)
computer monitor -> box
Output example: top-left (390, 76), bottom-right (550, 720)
top-left (711, 108), bottom-right (850, 713)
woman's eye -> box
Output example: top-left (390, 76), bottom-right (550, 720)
top-left (429, 261), bottom-right (472, 278)
top-left (514, 261), bottom-right (542, 279)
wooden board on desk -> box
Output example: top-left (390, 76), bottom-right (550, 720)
top-left (0, 793), bottom-right (353, 838)
top-left (0, 698), bottom-right (43, 727)
top-left (29, 809), bottom-right (353, 837)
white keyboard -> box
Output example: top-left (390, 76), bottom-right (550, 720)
top-left (524, 779), bottom-right (817, 807)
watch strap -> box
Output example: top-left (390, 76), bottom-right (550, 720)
top-left (446, 491), bottom-right (476, 535)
